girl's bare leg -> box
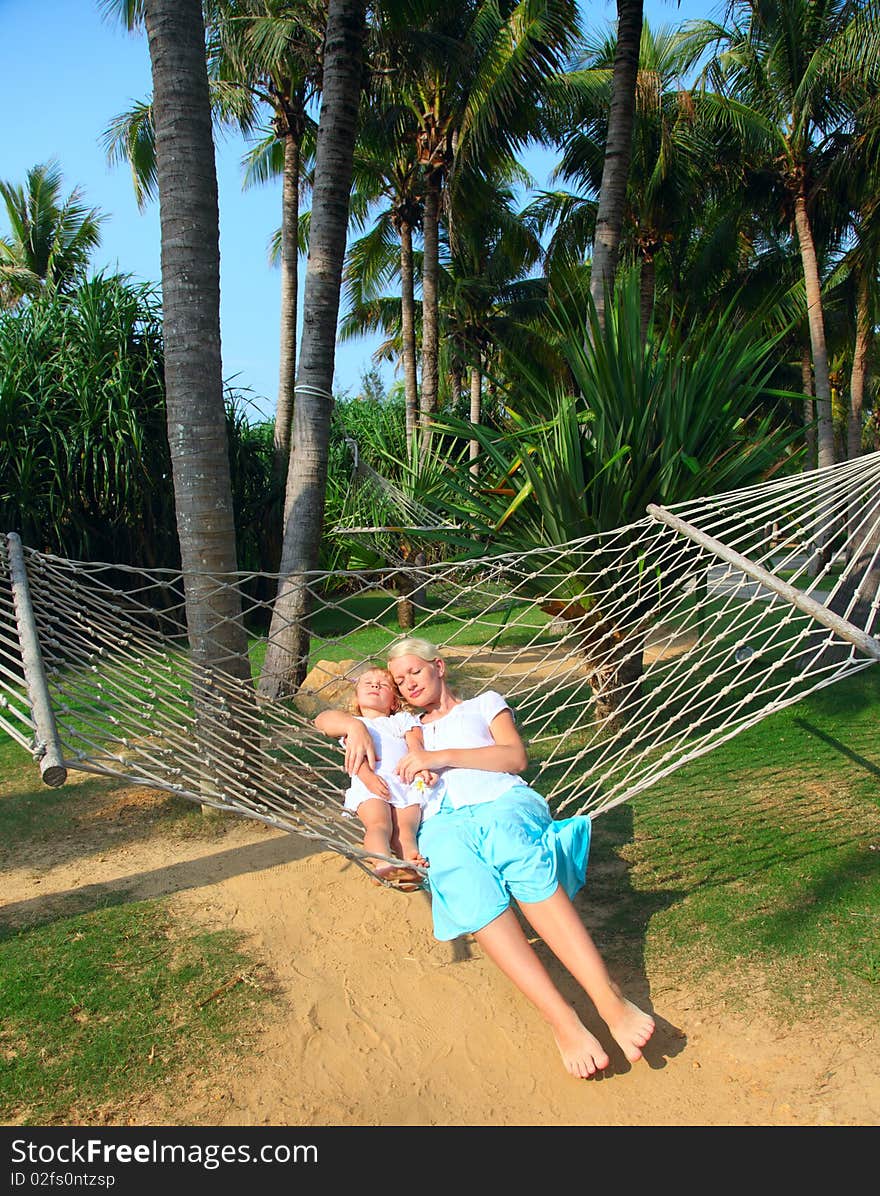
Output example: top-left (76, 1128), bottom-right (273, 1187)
top-left (390, 805), bottom-right (427, 866)
top-left (473, 907), bottom-right (611, 1079)
top-left (356, 799), bottom-right (394, 875)
top-left (381, 806), bottom-right (426, 891)
top-left (518, 886), bottom-right (655, 1064)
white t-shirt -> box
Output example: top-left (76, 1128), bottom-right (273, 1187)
top-left (418, 691), bottom-right (525, 820)
top-left (342, 711), bottom-right (423, 811)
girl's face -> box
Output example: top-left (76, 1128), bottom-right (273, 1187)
top-left (354, 669), bottom-right (397, 715)
top-left (388, 654), bottom-right (444, 708)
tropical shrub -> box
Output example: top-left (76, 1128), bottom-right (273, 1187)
top-left (433, 271), bottom-right (805, 571)
top-left (0, 273), bottom-right (278, 573)
top-left (426, 271), bottom-right (806, 719)
top-left (0, 273), bottom-right (174, 565)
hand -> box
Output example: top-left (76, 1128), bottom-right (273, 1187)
top-left (343, 722), bottom-right (376, 776)
top-left (396, 748), bottom-right (436, 784)
top-left (416, 769), bottom-right (438, 788)
top-left (361, 770), bottom-right (390, 799)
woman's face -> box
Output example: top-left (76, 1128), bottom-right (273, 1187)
top-left (388, 654), bottom-right (444, 707)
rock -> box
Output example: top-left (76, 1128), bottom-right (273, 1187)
top-left (294, 658), bottom-right (360, 718)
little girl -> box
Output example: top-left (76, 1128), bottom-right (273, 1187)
top-left (315, 664), bottom-right (434, 887)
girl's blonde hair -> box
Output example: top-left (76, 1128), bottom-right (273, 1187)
top-left (347, 662), bottom-right (399, 715)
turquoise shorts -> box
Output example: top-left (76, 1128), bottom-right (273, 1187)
top-left (417, 785), bottom-right (591, 941)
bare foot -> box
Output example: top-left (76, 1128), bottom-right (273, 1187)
top-left (400, 840), bottom-right (428, 868)
top-left (551, 1009), bottom-right (610, 1079)
top-left (373, 864), bottom-right (423, 892)
top-left (604, 998), bottom-right (655, 1063)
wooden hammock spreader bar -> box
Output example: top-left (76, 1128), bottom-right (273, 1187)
top-left (647, 504), bottom-right (880, 663)
top-left (6, 532), bottom-right (67, 787)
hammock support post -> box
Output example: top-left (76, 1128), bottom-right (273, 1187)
top-left (647, 505), bottom-right (880, 662)
top-left (6, 532), bottom-right (67, 787)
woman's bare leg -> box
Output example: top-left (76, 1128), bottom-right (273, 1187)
top-left (518, 886), bottom-right (654, 1064)
top-left (474, 907), bottom-right (611, 1078)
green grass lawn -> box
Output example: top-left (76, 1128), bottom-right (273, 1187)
top-left (0, 735), bottom-right (277, 1126)
top-left (586, 666), bottom-right (880, 1013)
top-left (0, 899), bottom-right (271, 1124)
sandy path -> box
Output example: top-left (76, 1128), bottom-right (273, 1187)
top-left (3, 810), bottom-right (876, 1128)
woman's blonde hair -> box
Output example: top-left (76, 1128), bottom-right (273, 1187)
top-left (386, 636), bottom-right (443, 664)
top-left (386, 636), bottom-right (466, 698)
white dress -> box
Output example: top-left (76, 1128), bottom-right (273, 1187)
top-left (342, 711), bottom-right (425, 812)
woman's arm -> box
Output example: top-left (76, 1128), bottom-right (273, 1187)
top-left (313, 709), bottom-right (376, 774)
top-left (396, 709), bottom-right (527, 783)
top-left (404, 725), bottom-right (437, 786)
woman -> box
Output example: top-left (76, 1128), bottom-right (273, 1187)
top-left (322, 636), bottom-right (655, 1079)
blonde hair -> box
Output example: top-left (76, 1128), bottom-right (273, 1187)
top-left (386, 637), bottom-right (465, 699)
top-left (346, 662), bottom-right (399, 716)
top-left (387, 636), bottom-right (443, 664)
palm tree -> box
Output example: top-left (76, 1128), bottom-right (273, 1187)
top-left (105, 0), bottom-right (324, 487)
top-left (441, 167), bottom-right (546, 460)
top-left (683, 0), bottom-right (880, 470)
top-left (847, 244), bottom-right (877, 460)
top-left (342, 98), bottom-right (425, 447)
top-left (589, 0), bottom-right (643, 330)
top-left (0, 161), bottom-right (105, 307)
top-left (394, 0), bottom-right (581, 437)
top-left (341, 157), bottom-right (543, 458)
top-left (539, 18), bottom-right (720, 341)
top-left (104, 0), bottom-right (251, 697)
top-left (825, 95), bottom-right (880, 461)
top-left (258, 0), bottom-right (368, 699)
top-left (209, 0), bottom-right (325, 477)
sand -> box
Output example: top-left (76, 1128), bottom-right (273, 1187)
top-left (2, 791), bottom-right (877, 1128)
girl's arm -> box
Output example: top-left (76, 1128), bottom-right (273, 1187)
top-left (355, 759), bottom-right (390, 799)
top-left (313, 709), bottom-right (376, 775)
top-left (396, 709), bottom-right (527, 783)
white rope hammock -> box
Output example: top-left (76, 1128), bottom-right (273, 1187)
top-left (2, 452), bottom-right (879, 884)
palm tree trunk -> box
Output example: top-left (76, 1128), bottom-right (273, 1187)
top-left (399, 221), bottom-right (419, 451)
top-left (451, 359), bottom-right (463, 408)
top-left (420, 177), bottom-right (441, 438)
top-left (807, 516), bottom-right (880, 666)
top-left (545, 601), bottom-right (646, 730)
top-left (469, 359), bottom-right (481, 477)
top-left (848, 268), bottom-right (871, 462)
top-left (144, 0), bottom-right (252, 806)
top-left (273, 130), bottom-right (301, 478)
top-left (793, 192), bottom-right (834, 469)
top-left (259, 0), bottom-right (366, 700)
top-left (802, 343), bottom-right (815, 469)
top-left (144, 0), bottom-right (248, 681)
top-left (639, 252), bottom-right (654, 345)
top-left (589, 0), bottom-right (643, 331)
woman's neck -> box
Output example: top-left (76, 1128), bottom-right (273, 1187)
top-left (420, 684), bottom-right (460, 722)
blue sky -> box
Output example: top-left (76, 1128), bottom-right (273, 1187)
top-left (1, 0), bottom-right (716, 423)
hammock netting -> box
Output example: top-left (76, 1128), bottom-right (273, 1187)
top-left (2, 452), bottom-right (879, 882)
